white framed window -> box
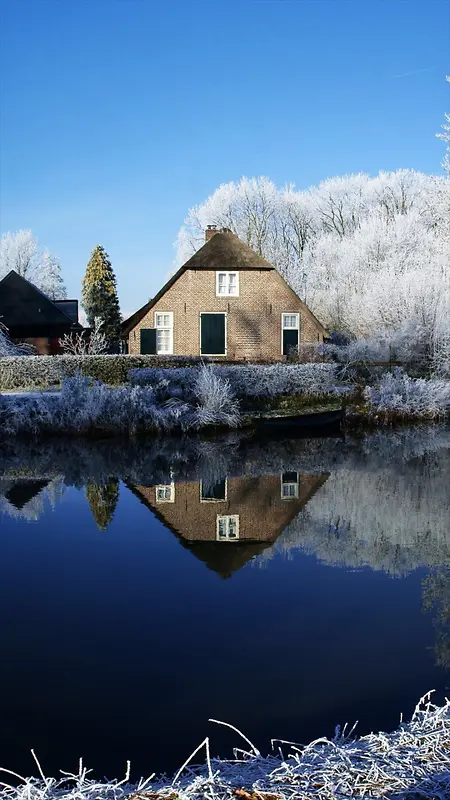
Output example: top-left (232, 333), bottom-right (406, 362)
top-left (216, 514), bottom-right (240, 541)
top-left (281, 472), bottom-right (299, 499)
top-left (200, 479), bottom-right (227, 502)
top-left (216, 271), bottom-right (239, 297)
top-left (154, 312), bottom-right (173, 354)
top-left (155, 483), bottom-right (175, 503)
top-left (282, 313), bottom-right (299, 330)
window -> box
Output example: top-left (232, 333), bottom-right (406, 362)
top-left (155, 484), bottom-right (175, 503)
top-left (282, 314), bottom-right (299, 329)
top-left (200, 479), bottom-right (227, 502)
top-left (154, 312), bottom-right (173, 354)
top-left (281, 472), bottom-right (299, 499)
top-left (216, 515), bottom-right (240, 541)
top-left (216, 272), bottom-right (239, 297)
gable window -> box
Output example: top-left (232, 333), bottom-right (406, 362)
top-left (216, 514), bottom-right (240, 541)
top-left (282, 313), bottom-right (299, 356)
top-left (154, 312), bottom-right (173, 354)
top-left (216, 272), bottom-right (239, 297)
top-left (156, 483), bottom-right (175, 503)
top-left (200, 478), bottom-right (227, 502)
top-left (281, 471), bottom-right (299, 499)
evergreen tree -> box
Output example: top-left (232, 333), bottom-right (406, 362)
top-left (81, 245), bottom-right (121, 340)
top-left (85, 479), bottom-right (119, 531)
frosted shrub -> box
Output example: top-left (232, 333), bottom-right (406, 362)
top-left (364, 370), bottom-right (450, 421)
top-left (0, 370), bottom-right (240, 438)
top-left (191, 365), bottom-right (241, 428)
top-left (129, 363), bottom-right (339, 400)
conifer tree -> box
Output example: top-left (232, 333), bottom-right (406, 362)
top-left (85, 479), bottom-right (119, 531)
top-left (81, 245), bottom-right (121, 341)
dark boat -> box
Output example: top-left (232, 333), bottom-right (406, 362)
top-left (252, 407), bottom-right (343, 432)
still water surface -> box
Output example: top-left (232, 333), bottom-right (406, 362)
top-left (0, 428), bottom-right (449, 779)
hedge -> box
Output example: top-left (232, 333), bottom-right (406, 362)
top-left (0, 355), bottom-right (207, 390)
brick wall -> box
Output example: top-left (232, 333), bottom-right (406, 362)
top-left (132, 473), bottom-right (328, 544)
top-left (127, 268), bottom-right (324, 358)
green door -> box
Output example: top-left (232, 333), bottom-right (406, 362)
top-left (283, 329), bottom-right (298, 356)
top-left (200, 314), bottom-right (226, 355)
top-left (140, 328), bottom-right (157, 354)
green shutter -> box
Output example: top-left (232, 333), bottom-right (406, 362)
top-left (283, 329), bottom-right (298, 356)
top-left (140, 328), bottom-right (157, 354)
top-left (201, 314), bottom-right (226, 355)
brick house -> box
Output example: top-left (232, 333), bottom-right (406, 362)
top-left (0, 270), bottom-right (81, 355)
top-left (128, 471), bottom-right (329, 578)
top-left (122, 227), bottom-right (327, 360)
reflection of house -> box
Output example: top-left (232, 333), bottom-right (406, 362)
top-left (129, 472), bottom-right (328, 578)
top-left (4, 479), bottom-right (50, 509)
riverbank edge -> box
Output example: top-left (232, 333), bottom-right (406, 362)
top-left (1, 693), bottom-right (448, 800)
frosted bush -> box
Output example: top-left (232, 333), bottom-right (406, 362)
top-left (190, 365), bottom-right (241, 428)
top-left (0, 368), bottom-right (240, 438)
top-left (364, 370), bottom-right (450, 420)
top-left (129, 363), bottom-right (339, 399)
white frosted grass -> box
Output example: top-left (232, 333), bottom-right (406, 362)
top-left (1, 693), bottom-right (449, 800)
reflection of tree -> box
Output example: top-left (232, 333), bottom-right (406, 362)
top-left (85, 479), bottom-right (119, 531)
top-left (422, 568), bottom-right (450, 670)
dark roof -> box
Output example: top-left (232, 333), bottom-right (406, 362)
top-left (54, 299), bottom-right (79, 324)
top-left (0, 270), bottom-right (81, 332)
top-left (121, 232), bottom-right (274, 335)
top-left (183, 231), bottom-right (273, 271)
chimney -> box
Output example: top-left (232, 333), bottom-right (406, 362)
top-left (205, 224), bottom-right (218, 242)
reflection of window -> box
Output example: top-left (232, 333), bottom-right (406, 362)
top-left (200, 479), bottom-right (227, 502)
top-left (156, 484), bottom-right (175, 503)
top-left (281, 472), bottom-right (299, 499)
top-left (216, 515), bottom-right (239, 540)
top-left (154, 312), bottom-right (173, 354)
top-left (216, 271), bottom-right (239, 296)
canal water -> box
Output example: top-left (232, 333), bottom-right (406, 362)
top-left (0, 427), bottom-right (449, 780)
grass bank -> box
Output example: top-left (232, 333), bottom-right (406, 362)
top-left (1, 693), bottom-right (448, 800)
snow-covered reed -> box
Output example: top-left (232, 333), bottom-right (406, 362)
top-left (364, 370), bottom-right (450, 421)
top-left (1, 692), bottom-right (449, 800)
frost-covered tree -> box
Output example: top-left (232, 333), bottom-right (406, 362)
top-left (37, 249), bottom-right (67, 300)
top-left (436, 76), bottom-right (450, 175)
top-left (0, 229), bottom-right (37, 278)
top-left (177, 171), bottom-right (450, 374)
top-left (59, 317), bottom-right (108, 355)
top-left (0, 230), bottom-right (67, 299)
top-left (82, 245), bottom-right (121, 341)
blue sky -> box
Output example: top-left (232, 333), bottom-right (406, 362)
top-left (1, 0), bottom-right (449, 313)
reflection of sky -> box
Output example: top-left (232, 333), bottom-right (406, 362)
top-left (0, 431), bottom-right (449, 782)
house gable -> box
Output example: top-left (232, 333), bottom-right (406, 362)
top-left (123, 231), bottom-right (327, 358)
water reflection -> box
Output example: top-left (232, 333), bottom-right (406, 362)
top-left (0, 427), bottom-right (449, 778)
top-left (129, 472), bottom-right (329, 578)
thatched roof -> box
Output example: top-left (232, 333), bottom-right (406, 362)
top-left (121, 232), bottom-right (274, 335)
top-left (182, 231), bottom-right (273, 271)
